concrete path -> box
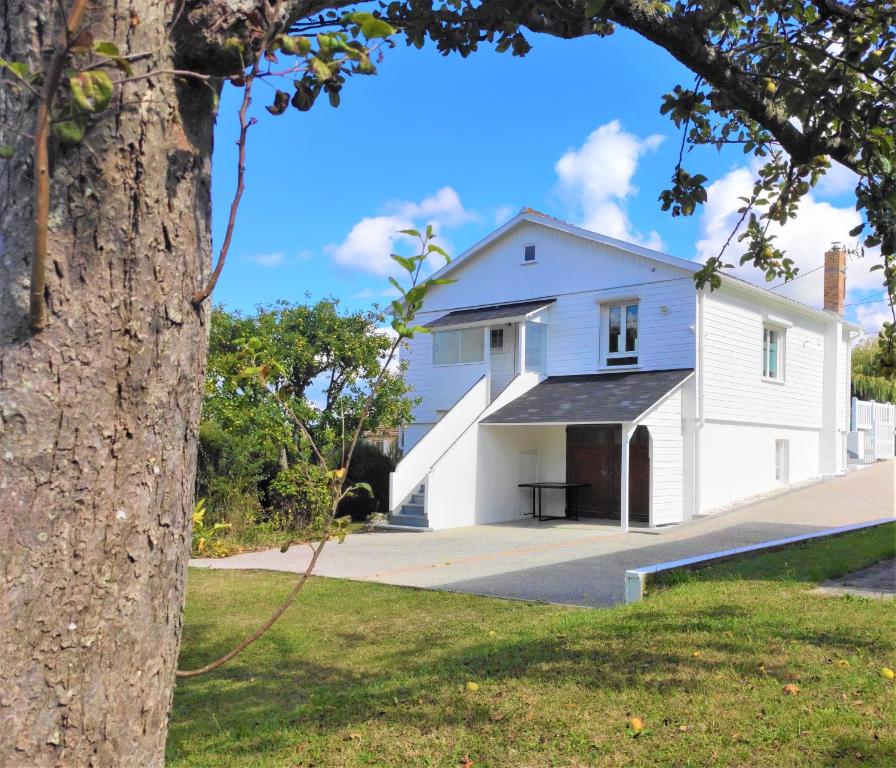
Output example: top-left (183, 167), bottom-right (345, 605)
top-left (192, 460), bottom-right (895, 607)
top-left (816, 558), bottom-right (896, 600)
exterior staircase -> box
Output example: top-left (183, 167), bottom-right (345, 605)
top-left (381, 484), bottom-right (431, 531)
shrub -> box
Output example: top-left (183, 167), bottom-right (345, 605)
top-left (268, 462), bottom-right (332, 534)
top-left (191, 499), bottom-right (232, 557)
top-left (337, 441), bottom-right (396, 521)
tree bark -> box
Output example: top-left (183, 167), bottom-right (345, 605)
top-left (0, 1), bottom-right (215, 764)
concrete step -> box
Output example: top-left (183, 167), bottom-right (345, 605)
top-left (374, 522), bottom-right (433, 532)
top-left (410, 493), bottom-right (425, 505)
top-left (388, 513), bottom-right (430, 527)
top-left (401, 503), bottom-right (426, 517)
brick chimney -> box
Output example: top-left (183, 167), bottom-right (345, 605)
top-left (823, 242), bottom-right (846, 315)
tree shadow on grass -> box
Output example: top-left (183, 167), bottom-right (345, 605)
top-left (168, 587), bottom-right (896, 765)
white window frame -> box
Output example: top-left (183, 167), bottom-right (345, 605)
top-left (762, 324), bottom-right (785, 382)
top-left (602, 300), bottom-right (640, 368)
top-left (490, 328), bottom-right (505, 352)
top-left (524, 320), bottom-right (548, 373)
top-left (432, 327), bottom-right (485, 366)
top-left (522, 243), bottom-right (537, 264)
top-left (775, 438), bottom-right (789, 484)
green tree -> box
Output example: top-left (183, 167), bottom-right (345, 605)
top-left (852, 338), bottom-right (896, 403)
top-left (200, 298), bottom-right (417, 532)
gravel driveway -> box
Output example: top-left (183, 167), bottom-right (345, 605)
top-left (192, 460), bottom-right (895, 607)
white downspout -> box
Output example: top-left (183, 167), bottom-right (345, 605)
top-left (483, 325), bottom-right (492, 404)
top-left (695, 289), bottom-right (705, 517)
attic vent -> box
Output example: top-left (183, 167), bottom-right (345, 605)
top-left (523, 244), bottom-right (536, 262)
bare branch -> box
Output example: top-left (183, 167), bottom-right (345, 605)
top-left (30, 0), bottom-right (90, 331)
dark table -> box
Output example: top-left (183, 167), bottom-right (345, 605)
top-left (518, 482), bottom-right (590, 521)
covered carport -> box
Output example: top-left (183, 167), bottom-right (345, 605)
top-left (479, 368), bottom-right (695, 530)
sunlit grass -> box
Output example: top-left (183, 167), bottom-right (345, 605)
top-left (169, 523), bottom-right (896, 767)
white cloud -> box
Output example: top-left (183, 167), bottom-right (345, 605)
top-left (493, 204), bottom-right (516, 225)
top-left (695, 164), bottom-right (883, 307)
top-left (246, 251), bottom-right (285, 267)
top-left (327, 186), bottom-right (475, 275)
top-left (353, 286), bottom-right (402, 300)
top-left (554, 120), bottom-right (665, 249)
top-left (814, 162), bottom-right (859, 199)
top-left (852, 303), bottom-right (891, 336)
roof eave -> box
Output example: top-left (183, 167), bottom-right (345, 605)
top-left (428, 211), bottom-right (701, 284)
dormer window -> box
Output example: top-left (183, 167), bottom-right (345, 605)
top-left (523, 244), bottom-right (536, 263)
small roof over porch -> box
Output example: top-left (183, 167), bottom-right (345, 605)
top-left (480, 368), bottom-right (694, 425)
top-left (424, 297), bottom-right (556, 330)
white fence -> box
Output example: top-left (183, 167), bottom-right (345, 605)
top-left (849, 398), bottom-right (896, 462)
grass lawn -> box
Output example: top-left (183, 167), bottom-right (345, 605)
top-left (169, 523), bottom-right (896, 767)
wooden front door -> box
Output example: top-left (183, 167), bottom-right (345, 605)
top-left (566, 425), bottom-right (650, 522)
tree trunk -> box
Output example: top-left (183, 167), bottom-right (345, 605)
top-left (0, 1), bottom-right (215, 764)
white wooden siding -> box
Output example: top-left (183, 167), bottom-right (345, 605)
top-left (640, 388), bottom-right (684, 526)
top-left (489, 322), bottom-right (517, 397)
top-left (400, 323), bottom-right (487, 424)
top-left (419, 221), bottom-right (695, 312)
top-left (701, 286), bottom-right (826, 428)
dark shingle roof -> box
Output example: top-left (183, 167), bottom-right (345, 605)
top-left (424, 298), bottom-right (556, 329)
top-left (481, 368), bottom-right (694, 424)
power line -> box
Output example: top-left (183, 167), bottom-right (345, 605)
top-left (845, 292), bottom-right (890, 308)
top-left (768, 264), bottom-right (824, 291)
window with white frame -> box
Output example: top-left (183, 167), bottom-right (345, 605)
top-left (605, 302), bottom-right (639, 366)
top-left (433, 328), bottom-right (484, 365)
top-left (523, 244), bottom-right (536, 263)
top-left (525, 321), bottom-right (547, 373)
top-left (762, 325), bottom-right (784, 380)
top-left (775, 439), bottom-right (789, 484)
top-left (490, 328), bottom-right (504, 351)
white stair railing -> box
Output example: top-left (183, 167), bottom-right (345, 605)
top-left (389, 376), bottom-right (489, 513)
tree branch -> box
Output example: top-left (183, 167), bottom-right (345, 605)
top-left (30, 0), bottom-right (89, 331)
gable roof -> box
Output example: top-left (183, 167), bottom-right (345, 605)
top-left (429, 208), bottom-right (701, 285)
top-left (424, 298), bottom-right (556, 329)
top-left (430, 208), bottom-right (860, 331)
top-left (481, 369), bottom-right (695, 425)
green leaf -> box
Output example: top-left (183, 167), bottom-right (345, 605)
top-left (93, 41), bottom-right (120, 57)
top-left (69, 70), bottom-right (114, 113)
top-left (0, 145), bottom-right (13, 159)
top-left (348, 482), bottom-right (374, 497)
top-left (53, 120), bottom-right (86, 144)
top-left (399, 228), bottom-right (420, 237)
top-left (0, 58), bottom-right (29, 80)
top-left (390, 253), bottom-right (416, 273)
top-left (266, 89), bottom-right (290, 115)
top-left (360, 17), bottom-right (395, 39)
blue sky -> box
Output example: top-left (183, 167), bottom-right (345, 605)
top-left (210, 28), bottom-right (886, 333)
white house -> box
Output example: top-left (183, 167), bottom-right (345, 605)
top-left (388, 209), bottom-right (860, 530)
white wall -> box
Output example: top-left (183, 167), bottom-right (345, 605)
top-left (426, 424), bottom-right (567, 528)
top-left (422, 373), bottom-right (544, 529)
top-left (640, 386), bottom-right (686, 526)
top-left (401, 330), bottom-right (488, 424)
top-left (401, 219), bottom-right (699, 430)
top-left (489, 322), bottom-right (517, 398)
top-left (390, 375), bottom-right (488, 513)
top-left (701, 285), bottom-right (827, 428)
top-left (699, 422), bottom-right (820, 511)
